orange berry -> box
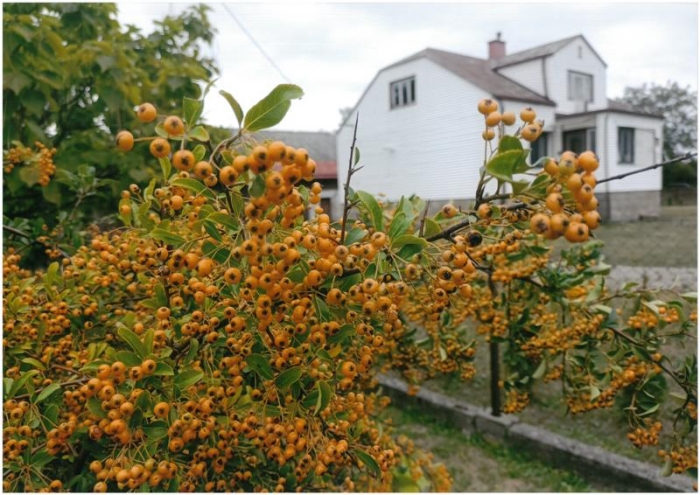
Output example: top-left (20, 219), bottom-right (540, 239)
top-left (154, 402), bottom-right (170, 419)
top-left (501, 111), bottom-right (516, 126)
top-left (530, 213), bottom-right (550, 235)
top-left (219, 165), bottom-right (238, 186)
top-left (137, 103), bottom-right (157, 123)
top-left (478, 98), bottom-right (498, 115)
top-left (150, 138), bottom-right (171, 159)
top-left (163, 116), bottom-right (185, 136)
top-left (116, 131), bottom-right (134, 152)
top-left (485, 111), bottom-right (501, 127)
top-left (520, 107), bottom-right (536, 123)
top-left (172, 150), bottom-right (195, 171)
top-left (578, 151), bottom-right (599, 173)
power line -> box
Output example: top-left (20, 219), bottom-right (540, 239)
top-left (221, 4), bottom-right (291, 83)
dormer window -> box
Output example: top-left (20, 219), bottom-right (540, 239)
top-left (568, 70), bottom-right (593, 102)
top-left (390, 76), bottom-right (415, 109)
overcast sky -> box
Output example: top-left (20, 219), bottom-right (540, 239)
top-left (117, 2), bottom-right (698, 133)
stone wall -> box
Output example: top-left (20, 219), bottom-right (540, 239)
top-left (377, 373), bottom-right (696, 492)
top-left (597, 190), bottom-right (661, 222)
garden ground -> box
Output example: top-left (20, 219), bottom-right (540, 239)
top-left (385, 403), bottom-right (614, 491)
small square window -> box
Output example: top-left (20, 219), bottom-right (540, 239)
top-left (390, 77), bottom-right (416, 109)
top-left (618, 127), bottom-right (635, 164)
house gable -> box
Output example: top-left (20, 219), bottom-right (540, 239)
top-left (545, 36), bottom-right (608, 114)
top-left (337, 47), bottom-right (555, 132)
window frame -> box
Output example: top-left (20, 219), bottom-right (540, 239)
top-left (562, 128), bottom-right (596, 155)
top-left (618, 127), bottom-right (635, 165)
top-left (567, 70), bottom-right (594, 103)
top-left (389, 76), bottom-right (416, 110)
top-left (530, 131), bottom-right (550, 164)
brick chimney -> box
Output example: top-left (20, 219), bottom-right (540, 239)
top-left (489, 32), bottom-right (505, 60)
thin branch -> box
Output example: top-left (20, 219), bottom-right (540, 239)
top-left (481, 192), bottom-right (512, 203)
top-left (607, 325), bottom-right (696, 400)
top-left (598, 152), bottom-right (697, 184)
top-left (418, 200), bottom-right (430, 237)
top-left (4, 225), bottom-right (71, 259)
top-left (340, 113), bottom-right (360, 244)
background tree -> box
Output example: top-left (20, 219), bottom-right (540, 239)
top-left (616, 81), bottom-right (697, 187)
top-left (3, 3), bottom-right (218, 264)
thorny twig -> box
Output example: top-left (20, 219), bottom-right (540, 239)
top-left (598, 152), bottom-right (697, 184)
top-left (340, 113), bottom-right (360, 245)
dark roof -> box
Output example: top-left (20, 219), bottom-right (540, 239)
top-left (388, 48), bottom-right (555, 106)
top-left (494, 34), bottom-right (607, 69)
top-left (555, 99), bottom-right (664, 120)
top-left (254, 130), bottom-right (337, 179)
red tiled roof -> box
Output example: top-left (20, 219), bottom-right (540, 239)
top-left (314, 160), bottom-right (337, 179)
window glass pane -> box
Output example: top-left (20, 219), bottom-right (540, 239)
top-left (402, 83), bottom-right (408, 105)
top-left (410, 79), bottom-right (415, 102)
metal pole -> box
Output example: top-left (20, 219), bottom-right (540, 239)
top-left (490, 341), bottom-right (501, 416)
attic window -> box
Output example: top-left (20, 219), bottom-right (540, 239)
top-left (568, 70), bottom-right (593, 102)
top-left (578, 46), bottom-right (582, 59)
top-left (390, 76), bottom-right (416, 109)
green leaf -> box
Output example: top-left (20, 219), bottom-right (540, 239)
top-left (158, 157), bottom-right (172, 181)
top-left (243, 84), bottom-right (304, 132)
top-left (392, 472), bottom-right (420, 492)
top-left (207, 212), bottom-right (239, 232)
top-left (343, 227), bottom-right (368, 246)
top-left (154, 362), bottom-right (174, 376)
top-left (511, 180), bottom-right (529, 195)
top-left (315, 380), bottom-right (332, 415)
top-left (422, 218), bottom-right (441, 239)
top-left (31, 451), bottom-right (53, 468)
top-left (171, 178), bottom-right (217, 200)
top-left (354, 147), bottom-right (361, 165)
top-left (246, 354), bottom-right (274, 380)
top-left (188, 125), bottom-right (210, 142)
top-left (143, 328), bottom-right (155, 355)
top-left (86, 397), bottom-right (107, 419)
top-left (392, 234), bottom-right (427, 251)
top-left (355, 190), bottom-right (384, 231)
top-left (249, 174), bottom-right (266, 197)
top-left (219, 90), bottom-right (244, 127)
top-left (45, 261), bottom-right (60, 288)
top-left (498, 135), bottom-right (523, 153)
top-left (115, 350), bottom-right (141, 367)
top-left (117, 327), bottom-right (148, 359)
top-left (8, 370), bottom-right (39, 398)
top-left (532, 359), bottom-right (546, 380)
top-left (183, 339), bottom-right (199, 366)
top-left (150, 228), bottom-right (185, 246)
top-left (389, 211), bottom-right (412, 239)
top-left (192, 144), bottom-right (207, 163)
top-left (35, 383), bottom-right (62, 404)
top-left (486, 149), bottom-right (528, 182)
top-left (525, 173), bottom-right (552, 196)
top-left (174, 370), bottom-right (204, 391)
top-left (21, 357), bottom-right (46, 371)
top-left (182, 97), bottom-right (203, 127)
top-left (275, 367), bottom-right (302, 389)
top-left (143, 421), bottom-right (169, 443)
top-left (354, 449), bottom-right (380, 476)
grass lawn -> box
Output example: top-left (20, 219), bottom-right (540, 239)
top-left (417, 334), bottom-right (696, 467)
top-left (385, 403), bottom-right (613, 492)
top-left (552, 205), bottom-right (697, 267)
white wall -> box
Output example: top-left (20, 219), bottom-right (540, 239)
top-left (496, 59), bottom-right (546, 97)
top-left (596, 112), bottom-right (663, 193)
top-left (336, 57), bottom-right (494, 214)
top-left (545, 38), bottom-right (607, 114)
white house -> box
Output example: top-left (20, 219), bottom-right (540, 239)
top-left (335, 34), bottom-right (664, 221)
